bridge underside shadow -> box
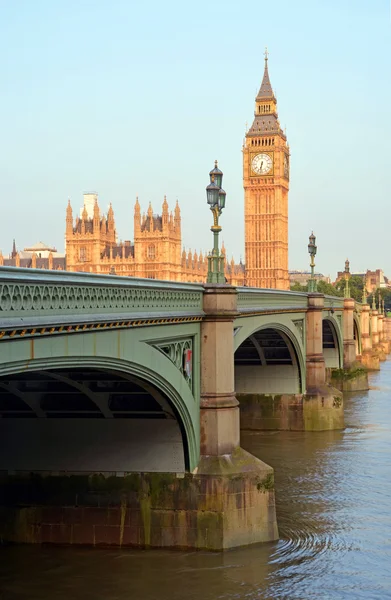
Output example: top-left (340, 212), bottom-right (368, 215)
top-left (234, 325), bottom-right (343, 431)
top-left (322, 318), bottom-right (342, 369)
top-left (0, 367), bottom-right (187, 474)
top-left (235, 327), bottom-right (302, 395)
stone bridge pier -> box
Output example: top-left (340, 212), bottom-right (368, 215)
top-left (197, 285), bottom-right (278, 548)
top-left (304, 294), bottom-right (344, 428)
top-left (360, 302), bottom-right (380, 370)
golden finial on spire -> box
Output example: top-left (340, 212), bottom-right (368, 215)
top-left (264, 47), bottom-right (269, 62)
top-left (215, 160), bottom-right (218, 167)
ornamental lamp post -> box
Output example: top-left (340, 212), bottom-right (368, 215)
top-left (362, 273), bottom-right (367, 304)
top-left (344, 258), bottom-right (351, 298)
top-left (206, 160), bottom-right (226, 284)
top-left (307, 232), bottom-right (317, 293)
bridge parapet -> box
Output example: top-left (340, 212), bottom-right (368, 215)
top-left (0, 267), bottom-right (204, 335)
top-left (237, 287), bottom-right (308, 313)
top-left (323, 295), bottom-right (345, 311)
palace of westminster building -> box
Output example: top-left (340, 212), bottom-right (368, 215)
top-left (0, 54), bottom-right (290, 290)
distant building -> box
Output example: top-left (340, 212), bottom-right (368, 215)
top-left (289, 270), bottom-right (330, 287)
top-left (334, 269), bottom-right (389, 293)
top-left (0, 240), bottom-right (66, 270)
top-left (65, 193), bottom-right (245, 284)
top-left (0, 193), bottom-right (245, 285)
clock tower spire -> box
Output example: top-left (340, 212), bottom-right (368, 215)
top-left (243, 50), bottom-right (289, 289)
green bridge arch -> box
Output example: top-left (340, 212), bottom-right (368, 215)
top-left (233, 313), bottom-right (307, 394)
top-left (0, 323), bottom-right (201, 472)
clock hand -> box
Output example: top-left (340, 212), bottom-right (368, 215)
top-left (260, 161), bottom-right (263, 169)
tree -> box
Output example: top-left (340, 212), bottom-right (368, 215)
top-left (317, 280), bottom-right (343, 297)
top-left (368, 287), bottom-right (391, 310)
top-left (290, 282), bottom-right (307, 292)
top-left (335, 275), bottom-right (363, 302)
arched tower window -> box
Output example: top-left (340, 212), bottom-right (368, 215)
top-left (147, 244), bottom-right (156, 260)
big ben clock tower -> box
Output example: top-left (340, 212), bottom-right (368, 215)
top-left (243, 50), bottom-right (289, 289)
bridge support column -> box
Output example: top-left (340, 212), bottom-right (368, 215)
top-left (371, 309), bottom-right (386, 361)
top-left (196, 284), bottom-right (278, 548)
top-left (384, 317), bottom-right (391, 342)
top-left (371, 309), bottom-right (379, 346)
top-left (377, 314), bottom-right (390, 354)
top-left (328, 298), bottom-right (369, 391)
top-left (361, 304), bottom-right (380, 370)
top-left (343, 298), bottom-right (356, 369)
top-left (305, 294), bottom-right (344, 429)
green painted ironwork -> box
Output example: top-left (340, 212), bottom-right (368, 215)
top-left (237, 288), bottom-right (309, 312)
top-left (0, 267), bottom-right (204, 324)
top-left (0, 323), bottom-right (201, 471)
top-left (150, 337), bottom-right (193, 391)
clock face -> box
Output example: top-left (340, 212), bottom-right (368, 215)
top-left (251, 153), bottom-right (272, 175)
top-left (284, 154), bottom-right (289, 179)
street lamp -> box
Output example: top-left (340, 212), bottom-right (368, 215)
top-left (206, 160), bottom-right (226, 284)
top-left (344, 258), bottom-right (351, 298)
top-left (362, 273), bottom-right (367, 304)
top-left (307, 232), bottom-right (317, 292)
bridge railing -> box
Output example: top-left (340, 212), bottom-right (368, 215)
top-left (0, 267), bottom-right (205, 329)
top-left (237, 287), bottom-right (308, 313)
top-left (237, 289), bottom-right (346, 314)
top-left (323, 295), bottom-right (345, 311)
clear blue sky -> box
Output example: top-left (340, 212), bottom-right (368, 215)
top-left (0, 0), bottom-right (390, 279)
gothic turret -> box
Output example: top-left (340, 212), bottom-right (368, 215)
top-left (174, 200), bottom-right (181, 227)
top-left (66, 200), bottom-right (73, 233)
top-left (162, 195), bottom-right (169, 226)
top-left (93, 198), bottom-right (100, 228)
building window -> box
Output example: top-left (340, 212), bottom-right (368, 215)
top-left (80, 247), bottom-right (87, 261)
top-left (147, 244), bottom-right (155, 260)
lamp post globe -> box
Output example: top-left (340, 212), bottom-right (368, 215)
top-left (206, 180), bottom-right (220, 207)
top-left (218, 188), bottom-right (226, 211)
top-left (209, 160), bottom-right (223, 188)
top-left (206, 160), bottom-right (226, 284)
top-left (308, 232), bottom-right (317, 258)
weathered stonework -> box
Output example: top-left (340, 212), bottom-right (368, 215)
top-left (238, 390), bottom-right (344, 431)
top-left (328, 366), bottom-right (369, 392)
top-left (0, 451), bottom-right (278, 550)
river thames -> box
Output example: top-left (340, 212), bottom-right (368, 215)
top-left (1, 361), bottom-right (391, 600)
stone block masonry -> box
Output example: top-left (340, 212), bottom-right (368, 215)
top-left (0, 455), bottom-right (277, 551)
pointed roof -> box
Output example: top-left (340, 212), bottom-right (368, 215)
top-left (247, 49), bottom-right (285, 139)
top-left (256, 49), bottom-right (275, 100)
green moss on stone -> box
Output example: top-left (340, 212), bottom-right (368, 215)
top-left (331, 367), bottom-right (367, 381)
top-left (256, 473), bottom-right (274, 492)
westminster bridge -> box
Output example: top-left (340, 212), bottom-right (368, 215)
top-left (0, 267), bottom-right (390, 550)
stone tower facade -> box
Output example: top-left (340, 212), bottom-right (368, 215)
top-left (65, 193), bottom-right (245, 285)
top-left (243, 52), bottom-right (290, 289)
